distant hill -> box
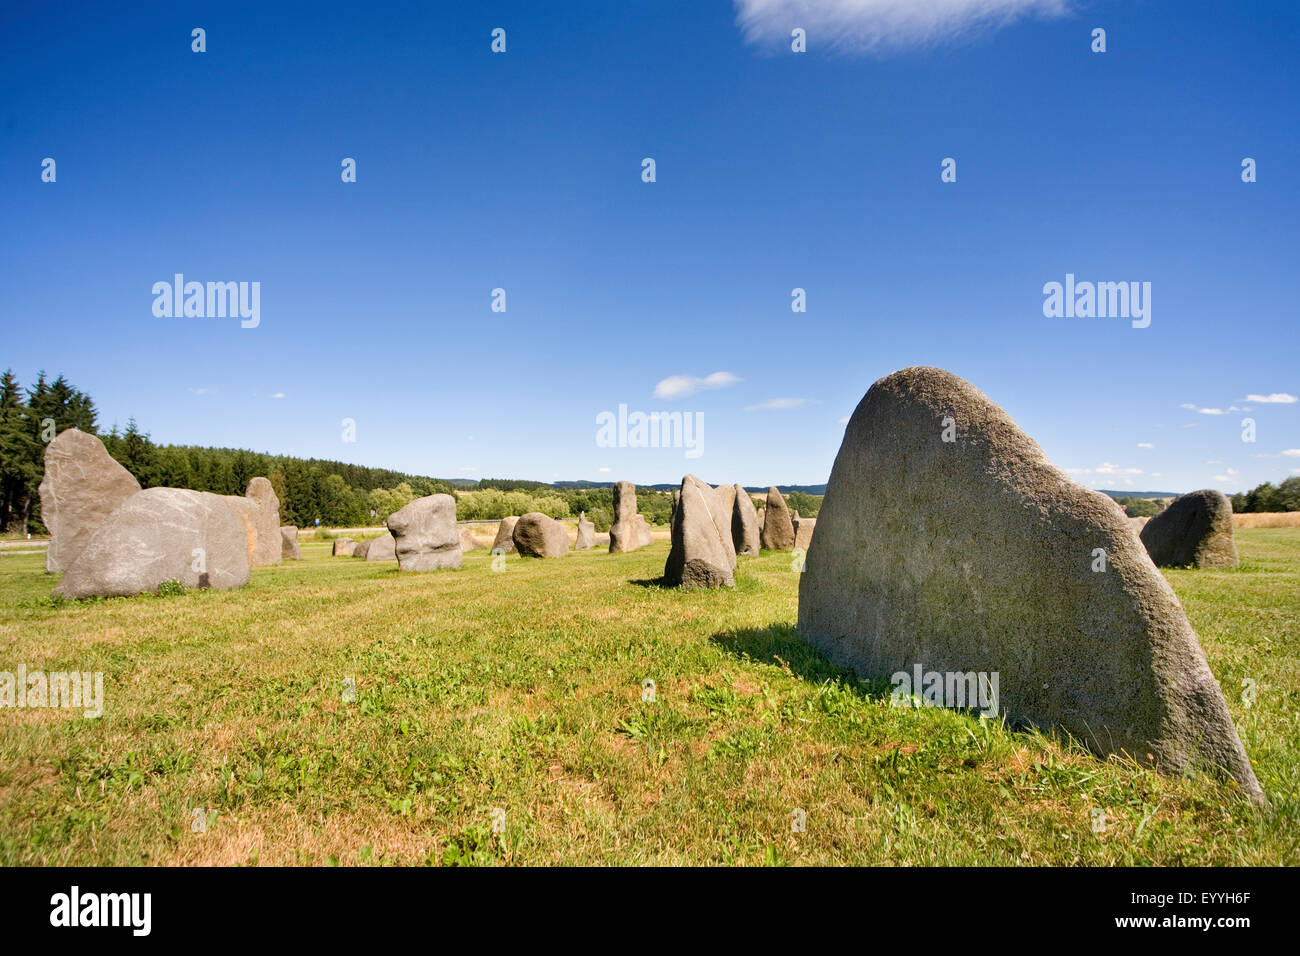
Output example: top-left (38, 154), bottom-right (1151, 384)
top-left (1099, 490), bottom-right (1180, 499)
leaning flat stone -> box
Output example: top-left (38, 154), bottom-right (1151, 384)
top-left (38, 428), bottom-right (141, 573)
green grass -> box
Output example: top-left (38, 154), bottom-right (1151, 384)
top-left (1, 530), bottom-right (1296, 866)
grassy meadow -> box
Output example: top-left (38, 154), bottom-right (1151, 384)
top-left (1, 529), bottom-right (1297, 866)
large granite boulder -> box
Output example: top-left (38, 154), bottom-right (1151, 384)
top-left (244, 477), bottom-right (282, 566)
top-left (280, 526), bottom-right (301, 560)
top-left (609, 481), bottom-right (644, 553)
top-left (759, 486), bottom-right (795, 550)
top-left (1140, 490), bottom-right (1239, 569)
top-left (663, 475), bottom-right (735, 589)
top-left (54, 488), bottom-right (250, 598)
top-left (732, 485), bottom-right (761, 556)
top-left (491, 516), bottom-right (519, 554)
top-left (710, 484), bottom-right (738, 570)
top-left (386, 495), bottom-right (462, 571)
top-left (220, 496), bottom-right (261, 564)
top-left (798, 366), bottom-right (1263, 804)
top-left (332, 537), bottom-right (356, 557)
top-left (575, 512), bottom-right (595, 549)
top-left (513, 512), bottom-right (569, 558)
top-left (38, 428), bottom-right (141, 573)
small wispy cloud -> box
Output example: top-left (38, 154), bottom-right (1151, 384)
top-left (653, 371), bottom-right (740, 400)
top-left (734, 0), bottom-right (1071, 54)
top-left (1282, 449), bottom-right (1300, 458)
top-left (1245, 392), bottom-right (1297, 404)
top-left (270, 392), bottom-right (286, 399)
top-left (1182, 402), bottom-right (1248, 415)
top-left (598, 466), bottom-right (612, 473)
top-left (1064, 462), bottom-right (1144, 478)
top-left (747, 397), bottom-right (815, 411)
top-left (1137, 442), bottom-right (1154, 449)
top-left (838, 415), bottom-right (850, 424)
top-left (187, 387), bottom-right (215, 396)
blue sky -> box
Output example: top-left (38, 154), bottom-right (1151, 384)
top-left (2, 0), bottom-right (1297, 491)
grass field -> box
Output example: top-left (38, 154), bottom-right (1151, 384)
top-left (1, 530), bottom-right (1297, 866)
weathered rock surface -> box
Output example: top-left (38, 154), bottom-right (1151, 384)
top-left (575, 512), bottom-right (595, 549)
top-left (280, 526), bottom-right (301, 560)
top-left (38, 428), bottom-right (141, 573)
top-left (386, 495), bottom-right (462, 571)
top-left (1140, 490), bottom-right (1239, 569)
top-left (797, 366), bottom-right (1264, 804)
top-left (54, 488), bottom-right (250, 598)
top-left (732, 485), bottom-right (761, 556)
top-left (357, 532), bottom-right (395, 561)
top-left (244, 477), bottom-right (282, 566)
top-left (513, 512), bottom-right (569, 558)
top-left (663, 475), bottom-right (735, 589)
top-left (332, 538), bottom-right (356, 556)
top-left (609, 481), bottom-right (644, 553)
top-left (710, 485), bottom-right (737, 570)
top-left (492, 516), bottom-right (519, 554)
top-left (793, 516), bottom-right (817, 550)
top-left (759, 486), bottom-right (795, 550)
top-left (459, 527), bottom-right (485, 552)
top-left (635, 514), bottom-right (654, 548)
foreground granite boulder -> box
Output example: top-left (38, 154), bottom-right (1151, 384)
top-left (759, 486), bottom-right (795, 550)
top-left (575, 512), bottom-right (595, 549)
top-left (55, 488), bottom-right (250, 598)
top-left (731, 485), bottom-right (761, 556)
top-left (798, 366), bottom-right (1264, 804)
top-left (1140, 490), bottom-right (1239, 569)
top-left (491, 516), bottom-right (519, 554)
top-left (386, 495), bottom-right (462, 571)
top-left (609, 482), bottom-right (644, 553)
top-left (513, 512), bottom-right (570, 557)
top-left (663, 475), bottom-right (735, 589)
top-left (38, 428), bottom-right (141, 573)
top-left (244, 477), bottom-right (282, 566)
top-left (280, 526), bottom-right (301, 560)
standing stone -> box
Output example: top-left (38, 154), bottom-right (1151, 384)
top-left (1140, 490), bottom-right (1239, 569)
top-left (636, 514), bottom-right (654, 548)
top-left (663, 475), bottom-right (735, 589)
top-left (332, 538), bottom-right (356, 556)
top-left (244, 477), bottom-right (282, 566)
top-left (513, 512), bottom-right (569, 558)
top-left (793, 516), bottom-right (817, 550)
top-left (386, 494), bottom-right (462, 571)
top-left (798, 366), bottom-right (1263, 804)
top-left (710, 484), bottom-right (738, 570)
top-left (609, 481), bottom-right (644, 553)
top-left (54, 488), bottom-right (250, 598)
top-left (492, 516), bottom-right (519, 554)
top-left (358, 532), bottom-right (395, 561)
top-left (1128, 516), bottom-right (1149, 532)
top-left (759, 486), bottom-right (795, 550)
top-left (575, 511), bottom-right (595, 549)
top-left (280, 526), bottom-right (301, 560)
top-left (459, 527), bottom-right (485, 552)
top-left (732, 485), bottom-right (761, 557)
top-left (38, 428), bottom-right (141, 573)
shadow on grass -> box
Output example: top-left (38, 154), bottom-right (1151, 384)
top-left (709, 623), bottom-right (894, 703)
top-left (629, 577), bottom-right (668, 589)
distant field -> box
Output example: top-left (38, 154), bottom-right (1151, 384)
top-left (1, 530), bottom-right (1296, 866)
top-left (1235, 512), bottom-right (1300, 529)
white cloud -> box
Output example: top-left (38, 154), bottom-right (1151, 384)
top-left (1137, 442), bottom-right (1154, 449)
top-left (1245, 393), bottom-right (1297, 404)
top-left (734, 0), bottom-right (1070, 53)
top-left (1282, 449), bottom-right (1300, 458)
top-left (187, 387), bottom-right (215, 396)
top-left (459, 466), bottom-right (477, 472)
top-left (747, 397), bottom-right (815, 410)
top-left (598, 467), bottom-right (612, 473)
top-left (270, 392), bottom-right (285, 399)
top-left (653, 371), bottom-right (740, 400)
top-left (838, 415), bottom-right (850, 424)
top-left (1063, 462), bottom-right (1144, 478)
